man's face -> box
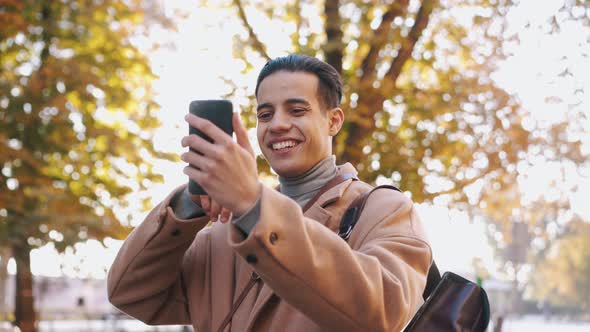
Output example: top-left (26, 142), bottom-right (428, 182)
top-left (256, 70), bottom-right (336, 178)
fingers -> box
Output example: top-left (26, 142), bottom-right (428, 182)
top-left (185, 114), bottom-right (232, 145)
top-left (209, 200), bottom-right (222, 221)
top-left (181, 133), bottom-right (217, 157)
top-left (182, 113), bottom-right (252, 163)
top-left (181, 151), bottom-right (213, 173)
top-left (233, 112), bottom-right (255, 156)
top-left (199, 195), bottom-right (210, 212)
top-left (183, 166), bottom-right (204, 187)
top-left (197, 195), bottom-right (231, 223)
top-left (195, 194), bottom-right (222, 221)
top-left (219, 208), bottom-right (232, 223)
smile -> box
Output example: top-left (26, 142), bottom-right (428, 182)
top-left (270, 140), bottom-right (300, 151)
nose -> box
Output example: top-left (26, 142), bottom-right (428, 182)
top-left (269, 110), bottom-right (291, 133)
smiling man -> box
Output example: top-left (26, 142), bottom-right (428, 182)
top-left (256, 70), bottom-right (338, 178)
top-left (108, 54), bottom-right (432, 332)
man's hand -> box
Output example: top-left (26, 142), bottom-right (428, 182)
top-left (181, 112), bottom-right (261, 217)
top-left (195, 195), bottom-right (232, 223)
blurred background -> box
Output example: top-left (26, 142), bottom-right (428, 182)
top-left (1, 0), bottom-right (590, 331)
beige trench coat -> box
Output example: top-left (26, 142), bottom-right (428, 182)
top-left (107, 164), bottom-right (432, 332)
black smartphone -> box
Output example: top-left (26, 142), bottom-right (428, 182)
top-left (187, 99), bottom-right (234, 195)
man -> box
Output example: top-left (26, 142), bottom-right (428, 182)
top-left (108, 54), bottom-right (432, 331)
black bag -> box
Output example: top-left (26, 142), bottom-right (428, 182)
top-left (338, 185), bottom-right (491, 332)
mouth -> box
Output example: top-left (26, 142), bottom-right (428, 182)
top-left (268, 139), bottom-right (301, 153)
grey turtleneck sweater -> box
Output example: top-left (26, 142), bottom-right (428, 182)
top-left (278, 155), bottom-right (338, 208)
top-left (171, 155), bottom-right (338, 236)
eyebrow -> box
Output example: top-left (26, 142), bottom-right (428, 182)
top-left (256, 102), bottom-right (272, 112)
top-left (256, 98), bottom-right (311, 112)
top-left (285, 98), bottom-right (311, 107)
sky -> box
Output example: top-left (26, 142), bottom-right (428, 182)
top-left (493, 0), bottom-right (590, 219)
top-left (5, 0), bottom-right (589, 282)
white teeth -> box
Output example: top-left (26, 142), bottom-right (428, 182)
top-left (272, 140), bottom-right (297, 150)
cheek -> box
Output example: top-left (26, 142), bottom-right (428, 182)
top-left (311, 123), bottom-right (329, 142)
top-left (256, 126), bottom-right (264, 146)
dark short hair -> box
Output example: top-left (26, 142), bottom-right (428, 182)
top-left (255, 54), bottom-right (342, 109)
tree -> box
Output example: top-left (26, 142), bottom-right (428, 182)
top-left (213, 4), bottom-right (590, 317)
top-left (0, 248), bottom-right (9, 319)
top-left (217, 0), bottom-right (590, 282)
top-left (530, 220), bottom-right (590, 313)
top-left (0, 1), bottom-right (175, 331)
top-left (217, 0), bottom-right (586, 210)
top-left (473, 0), bottom-right (590, 296)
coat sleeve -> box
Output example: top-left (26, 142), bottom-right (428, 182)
top-left (107, 186), bottom-right (211, 326)
top-left (228, 186), bottom-right (432, 332)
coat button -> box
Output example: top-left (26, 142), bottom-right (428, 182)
top-left (245, 254), bottom-right (258, 264)
top-left (171, 228), bottom-right (181, 236)
top-left (269, 232), bottom-right (278, 245)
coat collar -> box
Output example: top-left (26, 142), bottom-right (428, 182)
top-left (274, 163), bottom-right (358, 215)
top-left (245, 163), bottom-right (359, 328)
top-left (313, 163), bottom-right (357, 208)
top-left (302, 163), bottom-right (357, 227)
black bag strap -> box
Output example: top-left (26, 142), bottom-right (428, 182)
top-left (337, 185), bottom-right (440, 300)
top-left (423, 260), bottom-right (441, 300)
top-left (338, 185), bottom-right (400, 241)
top-left (338, 185), bottom-right (491, 331)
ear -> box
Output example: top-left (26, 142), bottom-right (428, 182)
top-left (327, 107), bottom-right (344, 136)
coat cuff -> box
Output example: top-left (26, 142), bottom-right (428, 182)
top-left (227, 186), bottom-right (302, 275)
top-left (231, 192), bottom-right (262, 236)
top-left (169, 185), bottom-right (206, 220)
top-left (149, 185), bottom-right (211, 246)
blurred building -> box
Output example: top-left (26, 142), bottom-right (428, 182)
top-left (1, 275), bottom-right (118, 320)
top-left (0, 271), bottom-right (516, 323)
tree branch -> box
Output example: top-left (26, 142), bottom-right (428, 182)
top-left (340, 1), bottom-right (437, 166)
top-left (360, 0), bottom-right (410, 81)
top-left (421, 171), bottom-right (489, 201)
top-left (324, 0), bottom-right (343, 73)
top-left (385, 0), bottom-right (437, 86)
top-left (233, 0), bottom-right (271, 61)
top-left (290, 0), bottom-right (303, 53)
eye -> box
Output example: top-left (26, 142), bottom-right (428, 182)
top-left (257, 111), bottom-right (272, 121)
top-left (291, 108), bottom-right (306, 115)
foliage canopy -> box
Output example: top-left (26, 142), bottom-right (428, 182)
top-left (0, 0), bottom-right (174, 253)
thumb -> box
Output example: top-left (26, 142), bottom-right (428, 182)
top-left (233, 112), bottom-right (254, 156)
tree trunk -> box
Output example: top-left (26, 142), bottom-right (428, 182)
top-left (337, 92), bottom-right (386, 167)
top-left (324, 0), bottom-right (343, 74)
top-left (13, 245), bottom-right (37, 332)
top-left (0, 247), bottom-right (9, 320)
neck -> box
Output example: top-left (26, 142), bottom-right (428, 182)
top-left (279, 155), bottom-right (337, 201)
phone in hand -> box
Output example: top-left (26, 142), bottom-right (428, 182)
top-left (187, 99), bottom-right (234, 195)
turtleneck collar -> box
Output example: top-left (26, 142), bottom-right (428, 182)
top-left (278, 155), bottom-right (337, 200)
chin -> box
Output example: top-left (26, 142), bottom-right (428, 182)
top-left (270, 161), bottom-right (303, 178)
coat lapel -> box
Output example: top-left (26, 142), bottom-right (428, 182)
top-left (302, 201), bottom-right (332, 225)
top-left (246, 281), bottom-right (275, 330)
top-left (302, 178), bottom-right (354, 229)
top-left (244, 165), bottom-right (358, 328)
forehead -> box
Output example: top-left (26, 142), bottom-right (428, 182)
top-left (256, 71), bottom-right (320, 105)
